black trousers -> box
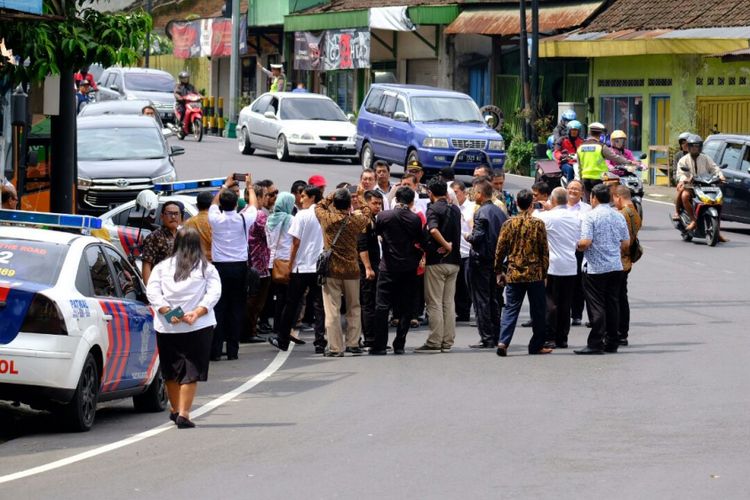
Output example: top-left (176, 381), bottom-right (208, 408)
top-left (469, 258), bottom-right (500, 345)
top-left (277, 272), bottom-right (324, 349)
top-left (619, 270), bottom-right (631, 341)
top-left (545, 274), bottom-right (576, 344)
top-left (272, 283), bottom-right (287, 333)
top-left (374, 270), bottom-right (417, 351)
top-left (360, 266), bottom-right (378, 346)
top-left (455, 257), bottom-right (472, 319)
top-left (212, 261), bottom-right (248, 358)
top-left (583, 271), bottom-right (623, 350)
top-left (582, 178), bottom-right (602, 204)
top-left (571, 251), bottom-right (586, 321)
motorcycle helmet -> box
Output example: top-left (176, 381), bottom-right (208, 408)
top-left (588, 122), bottom-right (606, 133)
top-left (546, 135), bottom-right (555, 150)
top-left (178, 71), bottom-right (190, 84)
top-left (610, 130), bottom-right (627, 140)
top-left (687, 134), bottom-right (703, 146)
top-left (567, 120), bottom-right (583, 134)
top-left (678, 131), bottom-right (691, 143)
top-left (562, 110), bottom-right (577, 121)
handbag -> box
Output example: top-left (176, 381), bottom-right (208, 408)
top-left (625, 208), bottom-right (643, 264)
top-left (271, 227), bottom-right (291, 284)
top-left (316, 216), bottom-right (349, 286)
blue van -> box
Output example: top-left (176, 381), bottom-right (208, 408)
top-left (356, 84), bottom-right (505, 174)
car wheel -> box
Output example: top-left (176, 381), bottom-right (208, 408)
top-left (238, 127), bottom-right (254, 155)
top-left (361, 142), bottom-right (374, 170)
top-left (58, 353), bottom-right (99, 432)
top-left (276, 134), bottom-right (290, 162)
top-left (133, 370), bottom-right (168, 413)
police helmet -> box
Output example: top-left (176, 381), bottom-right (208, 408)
top-left (562, 110), bottom-right (577, 121)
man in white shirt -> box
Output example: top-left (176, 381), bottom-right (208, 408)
top-left (452, 181), bottom-right (475, 322)
top-left (208, 174), bottom-right (258, 361)
top-left (361, 167), bottom-right (389, 210)
top-left (535, 187), bottom-right (581, 348)
top-left (269, 185), bottom-right (325, 352)
top-left (566, 179), bottom-right (591, 327)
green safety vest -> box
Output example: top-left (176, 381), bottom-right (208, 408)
top-left (270, 75), bottom-right (285, 92)
top-left (577, 143), bottom-right (608, 180)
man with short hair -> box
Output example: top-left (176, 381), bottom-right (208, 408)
top-left (141, 105), bottom-right (157, 117)
top-left (491, 169), bottom-right (518, 216)
top-left (452, 181), bottom-right (474, 322)
top-left (416, 179), bottom-right (462, 353)
top-left (574, 183), bottom-right (630, 355)
top-left (494, 189), bottom-right (551, 357)
top-left (361, 168), bottom-right (388, 210)
top-left (531, 181), bottom-right (551, 211)
top-left (374, 160), bottom-right (392, 197)
top-left (315, 186), bottom-right (371, 357)
top-left (290, 180), bottom-right (307, 214)
top-left (358, 190), bottom-right (384, 348)
top-left (1, 184), bottom-right (18, 210)
top-left (467, 180), bottom-right (507, 348)
top-left (371, 187), bottom-right (426, 355)
top-left (535, 187), bottom-right (580, 348)
top-left (613, 185), bottom-right (641, 346)
top-left (209, 174), bottom-right (258, 361)
top-left (183, 191), bottom-right (214, 261)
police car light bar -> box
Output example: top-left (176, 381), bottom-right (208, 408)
top-left (153, 178), bottom-right (225, 194)
top-left (0, 209), bottom-right (103, 230)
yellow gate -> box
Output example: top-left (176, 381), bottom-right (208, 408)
top-left (697, 96), bottom-right (750, 137)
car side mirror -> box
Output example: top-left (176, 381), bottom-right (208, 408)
top-left (109, 84), bottom-right (120, 93)
top-left (264, 110), bottom-right (277, 119)
top-left (170, 145), bottom-right (185, 156)
top-left (393, 111), bottom-right (409, 122)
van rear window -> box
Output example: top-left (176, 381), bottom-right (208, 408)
top-left (0, 239), bottom-right (68, 286)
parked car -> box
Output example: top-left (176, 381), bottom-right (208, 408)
top-left (356, 84), bottom-right (506, 174)
top-left (0, 212), bottom-right (167, 431)
top-left (78, 99), bottom-right (172, 137)
top-left (97, 68), bottom-right (177, 123)
top-left (237, 92), bottom-right (358, 163)
top-left (77, 115), bottom-right (183, 214)
top-left (700, 134), bottom-right (750, 224)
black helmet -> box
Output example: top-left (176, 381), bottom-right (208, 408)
top-left (178, 71), bottom-right (190, 83)
top-left (686, 134), bottom-right (703, 146)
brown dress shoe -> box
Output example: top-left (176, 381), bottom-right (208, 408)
top-left (530, 347), bottom-right (553, 355)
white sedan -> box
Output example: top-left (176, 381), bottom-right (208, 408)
top-left (237, 92), bottom-right (358, 163)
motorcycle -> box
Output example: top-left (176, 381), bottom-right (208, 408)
top-left (171, 93), bottom-right (204, 142)
top-left (672, 174), bottom-right (723, 247)
top-left (613, 167), bottom-right (645, 220)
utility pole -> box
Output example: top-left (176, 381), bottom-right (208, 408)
top-left (519, 0), bottom-right (531, 141)
top-left (530, 0), bottom-right (539, 142)
top-left (228, 0), bottom-right (240, 138)
top-left (145, 0), bottom-right (152, 68)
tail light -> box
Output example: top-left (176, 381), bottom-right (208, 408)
top-left (20, 295), bottom-right (68, 335)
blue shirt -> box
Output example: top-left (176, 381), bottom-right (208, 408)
top-left (580, 204), bottom-right (629, 274)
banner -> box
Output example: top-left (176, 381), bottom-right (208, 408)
top-left (323, 29), bottom-right (370, 70)
top-left (294, 32), bottom-right (323, 70)
top-left (167, 16), bottom-right (248, 59)
top-left (211, 19), bottom-right (233, 58)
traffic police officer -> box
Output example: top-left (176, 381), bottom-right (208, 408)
top-left (577, 122), bottom-right (638, 202)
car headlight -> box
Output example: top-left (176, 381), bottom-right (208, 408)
top-left (422, 138), bottom-right (449, 148)
top-left (301, 133), bottom-right (315, 141)
top-left (78, 177), bottom-right (92, 190)
top-left (488, 140), bottom-right (505, 151)
top-left (152, 171), bottom-right (176, 184)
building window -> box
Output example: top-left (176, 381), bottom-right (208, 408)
top-left (696, 77), bottom-right (703, 86)
top-left (647, 78), bottom-right (672, 87)
top-left (325, 70), bottom-right (354, 114)
top-left (729, 77), bottom-right (737, 85)
top-left (601, 96), bottom-right (643, 151)
top-left (598, 79), bottom-right (644, 88)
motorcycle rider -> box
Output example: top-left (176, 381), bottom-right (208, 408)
top-left (607, 130), bottom-right (637, 175)
top-left (672, 131), bottom-right (691, 177)
top-left (554, 120), bottom-right (584, 182)
top-left (674, 134), bottom-right (725, 232)
top-left (76, 79), bottom-right (92, 113)
top-left (577, 122), bottom-right (638, 201)
top-left (74, 65), bottom-right (98, 91)
top-left (174, 71), bottom-right (197, 131)
top-left (553, 109), bottom-right (577, 143)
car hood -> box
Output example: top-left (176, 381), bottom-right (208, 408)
top-left (282, 120), bottom-right (356, 137)
top-left (126, 91), bottom-right (175, 105)
top-left (78, 158), bottom-right (173, 179)
top-left (418, 122), bottom-right (502, 139)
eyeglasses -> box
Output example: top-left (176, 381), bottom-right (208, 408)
top-left (163, 211), bottom-right (181, 218)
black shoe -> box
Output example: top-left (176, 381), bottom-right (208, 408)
top-left (469, 343), bottom-right (494, 349)
top-left (210, 355), bottom-right (221, 362)
top-left (543, 341), bottom-right (556, 349)
top-left (314, 345), bottom-right (325, 354)
top-left (227, 354), bottom-right (239, 360)
top-left (268, 337), bottom-right (288, 352)
top-left (521, 319), bottom-right (533, 327)
top-left (619, 338), bottom-right (629, 346)
top-left (555, 342), bottom-right (569, 349)
top-left (345, 346), bottom-right (363, 355)
top-left (456, 315), bottom-right (470, 322)
top-left (176, 416), bottom-right (196, 429)
top-left (290, 336), bottom-right (307, 345)
top-left (369, 349), bottom-right (387, 355)
top-left (169, 411), bottom-right (178, 423)
top-left (496, 343), bottom-right (507, 357)
top-left (574, 346), bottom-right (604, 355)
top-left (571, 318), bottom-right (582, 326)
top-left (244, 336), bottom-right (266, 344)
top-left (603, 345), bottom-right (619, 353)
top-left (585, 321), bottom-right (592, 328)
top-left (392, 347), bottom-right (405, 355)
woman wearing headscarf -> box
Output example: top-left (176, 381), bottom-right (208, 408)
top-left (266, 192), bottom-right (295, 333)
top-left (146, 228), bottom-right (222, 429)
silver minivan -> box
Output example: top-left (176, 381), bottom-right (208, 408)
top-left (97, 68), bottom-right (177, 123)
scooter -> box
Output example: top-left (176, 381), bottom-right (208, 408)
top-left (172, 93), bottom-right (204, 142)
top-left (613, 167), bottom-right (645, 220)
top-left (672, 174), bottom-right (723, 247)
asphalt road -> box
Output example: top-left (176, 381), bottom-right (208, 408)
top-left (2, 136), bottom-right (749, 499)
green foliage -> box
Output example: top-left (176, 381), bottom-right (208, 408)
top-left (0, 0), bottom-right (152, 85)
top-left (505, 136), bottom-right (535, 175)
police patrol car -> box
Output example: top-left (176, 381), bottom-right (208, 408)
top-left (98, 178), bottom-right (225, 258)
top-left (0, 210), bottom-right (167, 431)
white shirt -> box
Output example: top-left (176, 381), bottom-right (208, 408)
top-left (535, 205), bottom-right (580, 276)
top-left (146, 257), bottom-right (222, 333)
top-left (567, 200), bottom-right (592, 220)
top-left (457, 199), bottom-right (475, 259)
top-left (287, 204), bottom-right (323, 273)
top-left (266, 223), bottom-right (293, 268)
top-left (208, 204), bottom-right (257, 262)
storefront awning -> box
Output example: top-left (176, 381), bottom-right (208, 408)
top-left (541, 26), bottom-right (750, 57)
top-left (0, 0), bottom-right (42, 15)
top-left (284, 4), bottom-right (458, 32)
top-left (444, 1), bottom-right (603, 36)
top-left (706, 47), bottom-right (750, 62)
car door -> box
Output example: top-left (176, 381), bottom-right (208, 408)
top-left (728, 144), bottom-right (750, 222)
top-left (263, 96), bottom-right (281, 148)
top-left (359, 88), bottom-right (384, 154)
top-left (375, 92), bottom-right (399, 162)
top-left (389, 95), bottom-right (411, 164)
top-left (97, 71), bottom-right (118, 101)
top-left (717, 142), bottom-right (743, 218)
top-left (102, 246), bottom-right (157, 390)
top-left (248, 94), bottom-right (273, 149)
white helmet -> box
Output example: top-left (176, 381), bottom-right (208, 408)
top-left (588, 122), bottom-right (606, 132)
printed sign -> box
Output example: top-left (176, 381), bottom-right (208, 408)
top-left (323, 29), bottom-right (370, 71)
top-left (294, 32), bottom-right (323, 70)
top-left (168, 16), bottom-right (248, 59)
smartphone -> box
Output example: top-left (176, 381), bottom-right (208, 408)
top-left (163, 307), bottom-right (184, 322)
top-left (233, 173), bottom-right (248, 182)
top-left (418, 192), bottom-right (429, 199)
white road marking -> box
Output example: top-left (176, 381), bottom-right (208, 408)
top-left (0, 346), bottom-right (293, 485)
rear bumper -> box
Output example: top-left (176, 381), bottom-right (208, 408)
top-left (0, 383), bottom-right (75, 406)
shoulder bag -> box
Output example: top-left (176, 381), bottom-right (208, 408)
top-left (625, 208), bottom-right (643, 264)
top-left (271, 226), bottom-right (291, 284)
top-left (316, 216), bottom-right (349, 286)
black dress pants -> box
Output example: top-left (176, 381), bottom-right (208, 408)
top-left (277, 272), bottom-right (324, 349)
top-left (582, 179), bottom-right (602, 204)
top-left (571, 251), bottom-right (586, 321)
top-left (455, 257), bottom-right (472, 320)
top-left (360, 266), bottom-right (378, 346)
top-left (583, 271), bottom-right (623, 350)
top-left (212, 261), bottom-right (248, 358)
top-left (469, 258), bottom-right (500, 345)
top-left (545, 274), bottom-right (576, 345)
top-left (374, 270), bottom-right (417, 351)
top-left (619, 270), bottom-right (631, 341)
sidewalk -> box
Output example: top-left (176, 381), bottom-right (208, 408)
top-left (643, 183), bottom-right (674, 203)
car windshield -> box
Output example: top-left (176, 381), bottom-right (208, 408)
top-left (0, 239), bottom-right (68, 286)
top-left (78, 126), bottom-right (166, 161)
top-left (279, 98), bottom-right (348, 121)
top-left (124, 73), bottom-right (175, 93)
top-left (410, 96), bottom-right (484, 123)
